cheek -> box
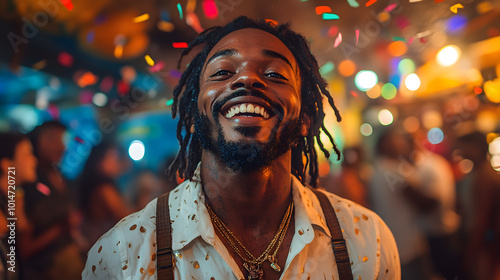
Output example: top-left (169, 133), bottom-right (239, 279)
top-left (198, 87), bottom-right (220, 114)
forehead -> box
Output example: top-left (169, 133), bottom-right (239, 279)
top-left (205, 28), bottom-right (297, 67)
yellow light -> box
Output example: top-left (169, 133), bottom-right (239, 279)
top-left (114, 45), bottom-right (123, 59)
top-left (422, 110), bottom-right (442, 129)
top-left (158, 21), bottom-right (175, 32)
top-left (378, 109), bottom-right (393, 126)
top-left (338, 60), bottom-right (356, 77)
top-left (436, 45), bottom-right (461, 67)
top-left (491, 155), bottom-right (500, 171)
top-left (366, 83), bottom-right (381, 99)
top-left (405, 73), bottom-right (421, 91)
top-left (483, 79), bottom-right (500, 103)
top-left (133, 13), bottom-right (150, 23)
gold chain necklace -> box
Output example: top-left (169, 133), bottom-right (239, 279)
top-left (206, 201), bottom-right (294, 280)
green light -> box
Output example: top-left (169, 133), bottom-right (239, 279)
top-left (381, 83), bottom-right (397, 100)
top-left (319, 61), bottom-right (335, 76)
top-left (398, 58), bottom-right (415, 75)
top-left (166, 99), bottom-right (174, 106)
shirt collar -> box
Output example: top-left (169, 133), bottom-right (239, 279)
top-left (169, 164), bottom-right (331, 251)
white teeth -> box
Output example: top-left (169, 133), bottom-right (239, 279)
top-left (224, 103), bottom-right (270, 119)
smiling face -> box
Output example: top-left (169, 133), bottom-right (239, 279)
top-left (196, 28), bottom-right (306, 171)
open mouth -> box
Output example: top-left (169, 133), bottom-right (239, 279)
top-left (224, 103), bottom-right (271, 119)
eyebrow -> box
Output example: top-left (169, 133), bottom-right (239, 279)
top-left (262, 49), bottom-right (294, 69)
top-left (205, 48), bottom-right (237, 67)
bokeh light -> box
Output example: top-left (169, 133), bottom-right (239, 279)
top-left (491, 155), bottom-right (500, 171)
top-left (355, 70), bottom-right (378, 91)
top-left (388, 41), bottom-right (407, 57)
top-left (338, 60), bottom-right (356, 77)
top-left (447, 15), bottom-right (468, 33)
top-left (483, 80), bottom-right (500, 103)
top-left (489, 137), bottom-right (500, 155)
top-left (381, 83), bottom-right (397, 100)
top-left (92, 92), bottom-right (108, 107)
top-left (366, 83), bottom-right (381, 99)
top-left (427, 127), bottom-right (444, 144)
top-left (129, 140), bottom-right (145, 161)
top-left (360, 123), bottom-right (373, 136)
top-left (403, 116), bottom-right (420, 133)
top-left (422, 110), bottom-right (443, 129)
top-left (404, 73), bottom-right (421, 91)
top-left (436, 45), bottom-right (461, 67)
top-left (378, 109), bottom-right (394, 126)
top-left (398, 59), bottom-right (416, 75)
top-left (458, 159), bottom-right (474, 174)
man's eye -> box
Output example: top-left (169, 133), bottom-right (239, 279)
top-left (265, 72), bottom-right (288, 80)
top-left (210, 70), bottom-right (231, 77)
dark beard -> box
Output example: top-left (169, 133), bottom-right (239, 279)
top-left (194, 112), bottom-right (302, 173)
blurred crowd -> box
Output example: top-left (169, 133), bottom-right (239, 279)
top-left (0, 121), bottom-right (499, 280)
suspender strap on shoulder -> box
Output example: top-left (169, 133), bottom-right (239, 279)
top-left (156, 192), bottom-right (174, 280)
top-left (312, 189), bottom-right (354, 280)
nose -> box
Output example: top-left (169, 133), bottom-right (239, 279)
top-left (230, 69), bottom-right (266, 90)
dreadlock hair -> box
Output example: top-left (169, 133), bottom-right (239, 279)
top-left (168, 16), bottom-right (341, 187)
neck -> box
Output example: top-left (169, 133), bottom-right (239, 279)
top-left (200, 150), bottom-right (293, 230)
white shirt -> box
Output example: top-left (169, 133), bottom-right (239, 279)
top-left (83, 166), bottom-right (400, 280)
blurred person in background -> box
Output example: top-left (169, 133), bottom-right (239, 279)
top-left (455, 132), bottom-right (500, 280)
top-left (23, 121), bottom-right (84, 280)
top-left (411, 131), bottom-right (460, 279)
top-left (79, 141), bottom-right (132, 248)
top-left (321, 146), bottom-right (370, 207)
top-left (369, 129), bottom-right (436, 280)
top-left (0, 132), bottom-right (67, 280)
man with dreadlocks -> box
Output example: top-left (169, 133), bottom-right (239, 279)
top-left (83, 16), bottom-right (400, 280)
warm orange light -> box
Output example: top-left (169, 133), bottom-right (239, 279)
top-left (474, 87), bottom-right (483, 94)
top-left (315, 6), bottom-right (332, 15)
top-left (338, 60), bottom-right (356, 77)
top-left (388, 41), bottom-right (407, 57)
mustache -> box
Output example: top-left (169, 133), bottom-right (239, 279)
top-left (212, 89), bottom-right (284, 119)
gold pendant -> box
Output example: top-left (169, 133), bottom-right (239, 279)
top-left (243, 263), bottom-right (264, 280)
top-left (268, 256), bottom-right (281, 272)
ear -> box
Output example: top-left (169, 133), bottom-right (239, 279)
top-left (300, 113), bottom-right (312, 137)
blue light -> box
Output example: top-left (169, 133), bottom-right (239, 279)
top-left (428, 127), bottom-right (444, 144)
top-left (447, 15), bottom-right (467, 33)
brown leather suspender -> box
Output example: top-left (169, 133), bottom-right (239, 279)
top-left (156, 192), bottom-right (174, 280)
top-left (312, 189), bottom-right (354, 280)
top-left (155, 190), bottom-right (353, 280)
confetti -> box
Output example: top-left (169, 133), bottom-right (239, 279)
top-left (177, 3), bottom-right (183, 19)
top-left (60, 0), bottom-right (74, 11)
top-left (166, 99), bottom-right (174, 106)
top-left (32, 60), bottom-right (47, 70)
top-left (86, 31), bottom-right (95, 43)
top-left (450, 3), bottom-right (464, 13)
top-left (350, 90), bottom-right (359, 97)
top-left (407, 37), bottom-right (414, 44)
top-left (334, 32), bottom-right (343, 47)
top-left (37, 183), bottom-right (51, 196)
top-left (392, 36), bottom-right (405, 41)
top-left (265, 19), bottom-right (278, 27)
top-left (145, 55), bottom-right (155, 66)
top-left (117, 80), bottom-right (130, 96)
top-left (355, 29), bottom-right (359, 45)
top-left (409, 0), bottom-right (423, 2)
top-left (186, 0), bottom-right (197, 13)
top-left (346, 0), bottom-right (360, 8)
top-left (150, 60), bottom-right (165, 73)
top-left (172, 42), bottom-right (188, 48)
top-left (58, 52), bottom-right (73, 67)
top-left (434, 0), bottom-right (445, 3)
top-left (186, 12), bottom-right (204, 33)
top-left (77, 71), bottom-right (98, 87)
top-left (384, 3), bottom-right (397, 12)
top-left (365, 0), bottom-right (378, 7)
top-left (75, 136), bottom-right (85, 143)
top-left (322, 13), bottom-right (340, 20)
top-left (133, 13), bottom-right (150, 23)
top-left (315, 6), bottom-right (332, 15)
top-left (158, 21), bottom-right (175, 32)
top-left (202, 0), bottom-right (218, 19)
